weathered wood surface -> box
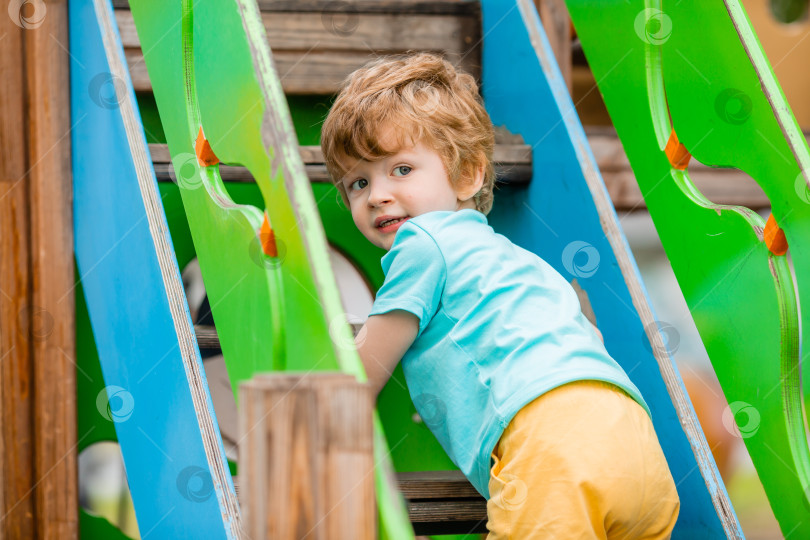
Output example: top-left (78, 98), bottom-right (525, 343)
top-left (1, 0), bottom-right (78, 537)
top-left (115, 3), bottom-right (480, 95)
top-left (27, 1), bottom-right (78, 537)
top-left (0, 16), bottom-right (36, 540)
top-left (537, 0), bottom-right (572, 93)
top-left (239, 372), bottom-right (375, 540)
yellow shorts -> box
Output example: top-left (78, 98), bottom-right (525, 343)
top-left (486, 380), bottom-right (680, 539)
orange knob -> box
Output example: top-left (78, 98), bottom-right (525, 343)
top-left (195, 126), bottom-right (219, 167)
top-left (764, 214), bottom-right (788, 256)
top-left (665, 129), bottom-right (691, 170)
top-left (260, 213), bottom-right (278, 258)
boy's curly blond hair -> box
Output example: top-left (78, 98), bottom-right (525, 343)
top-left (321, 52), bottom-right (496, 214)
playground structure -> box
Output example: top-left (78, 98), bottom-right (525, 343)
top-left (2, 0), bottom-right (810, 538)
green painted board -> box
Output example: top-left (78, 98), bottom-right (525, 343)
top-left (566, 0), bottom-right (810, 535)
top-left (127, 0), bottom-right (413, 536)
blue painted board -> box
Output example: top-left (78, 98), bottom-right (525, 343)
top-left (70, 0), bottom-right (239, 537)
top-left (480, 1), bottom-right (741, 537)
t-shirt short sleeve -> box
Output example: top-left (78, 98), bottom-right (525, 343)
top-left (369, 223), bottom-right (446, 337)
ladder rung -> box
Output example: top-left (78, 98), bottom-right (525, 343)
top-left (151, 144), bottom-right (533, 186)
top-left (232, 470), bottom-right (488, 536)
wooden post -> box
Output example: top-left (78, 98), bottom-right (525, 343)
top-left (536, 0), bottom-right (572, 94)
top-left (239, 372), bottom-right (376, 540)
top-left (1, 12), bottom-right (37, 539)
top-left (1, 0), bottom-right (77, 538)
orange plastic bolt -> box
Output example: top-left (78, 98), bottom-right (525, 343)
top-left (195, 126), bottom-right (219, 167)
top-left (764, 214), bottom-right (788, 256)
top-left (665, 129), bottom-right (691, 170)
top-left (260, 213), bottom-right (278, 258)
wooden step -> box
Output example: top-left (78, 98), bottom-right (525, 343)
top-left (233, 469), bottom-right (487, 536)
top-left (398, 470), bottom-right (488, 535)
top-left (150, 143), bottom-right (534, 186)
top-left (153, 124), bottom-right (786, 211)
top-left (113, 0), bottom-right (481, 95)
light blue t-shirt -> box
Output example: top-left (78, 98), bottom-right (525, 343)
top-left (369, 209), bottom-right (649, 499)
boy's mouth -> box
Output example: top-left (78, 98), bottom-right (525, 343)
top-left (376, 216), bottom-right (409, 232)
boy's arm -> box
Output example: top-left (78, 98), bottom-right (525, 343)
top-left (355, 310), bottom-right (420, 399)
top-left (590, 320), bottom-right (604, 343)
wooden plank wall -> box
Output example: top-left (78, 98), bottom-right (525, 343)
top-left (0, 1), bottom-right (78, 538)
top-left (113, 0), bottom-right (481, 95)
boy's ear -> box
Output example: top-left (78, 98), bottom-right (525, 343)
top-left (456, 161), bottom-right (486, 202)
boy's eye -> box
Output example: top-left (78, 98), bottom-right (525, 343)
top-left (349, 178), bottom-right (368, 191)
top-left (393, 166), bottom-right (412, 177)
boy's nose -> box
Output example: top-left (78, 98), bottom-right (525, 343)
top-left (367, 179), bottom-right (394, 207)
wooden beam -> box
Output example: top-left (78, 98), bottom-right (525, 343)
top-left (0, 1), bottom-right (77, 538)
top-left (25, 0), bottom-right (79, 539)
top-left (149, 142), bottom-right (533, 185)
top-left (0, 16), bottom-right (36, 540)
top-left (114, 0), bottom-right (481, 16)
top-left (24, 0), bottom-right (78, 537)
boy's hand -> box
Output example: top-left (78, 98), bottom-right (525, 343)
top-left (355, 310), bottom-right (419, 399)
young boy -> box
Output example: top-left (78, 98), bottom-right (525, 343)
top-left (321, 52), bottom-right (679, 538)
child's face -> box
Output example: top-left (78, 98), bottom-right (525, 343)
top-left (339, 126), bottom-right (478, 251)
